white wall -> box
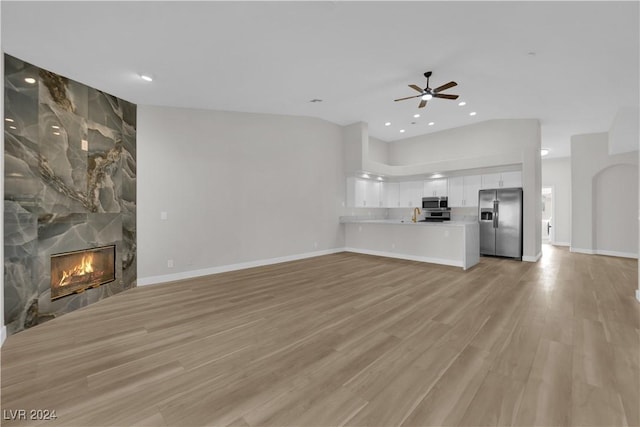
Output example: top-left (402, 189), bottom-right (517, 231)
top-left (594, 164), bottom-right (638, 256)
top-left (386, 119), bottom-right (534, 171)
top-left (368, 136), bottom-right (389, 165)
top-left (542, 157), bottom-right (571, 246)
top-left (609, 106), bottom-right (640, 155)
top-left (137, 106), bottom-right (346, 284)
top-left (571, 132), bottom-right (639, 257)
top-left (383, 119), bottom-right (542, 262)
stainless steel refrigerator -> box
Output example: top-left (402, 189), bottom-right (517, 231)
top-left (478, 188), bottom-right (523, 259)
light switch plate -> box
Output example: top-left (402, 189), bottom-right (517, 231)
top-left (160, 211), bottom-right (168, 220)
top-left (81, 139), bottom-right (88, 151)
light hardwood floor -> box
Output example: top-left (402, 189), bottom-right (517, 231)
top-left (1, 245), bottom-right (638, 426)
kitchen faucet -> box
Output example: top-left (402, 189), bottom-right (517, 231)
top-left (411, 207), bottom-right (421, 223)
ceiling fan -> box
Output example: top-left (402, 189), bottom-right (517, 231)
top-left (394, 71), bottom-right (459, 108)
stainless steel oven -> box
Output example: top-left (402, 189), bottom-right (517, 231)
top-left (422, 209), bottom-right (451, 222)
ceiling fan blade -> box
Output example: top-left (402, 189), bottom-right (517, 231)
top-left (394, 94), bottom-right (422, 102)
top-left (418, 99), bottom-right (427, 108)
top-left (409, 84), bottom-right (424, 93)
top-left (433, 93), bottom-right (459, 100)
top-left (434, 81), bottom-right (457, 93)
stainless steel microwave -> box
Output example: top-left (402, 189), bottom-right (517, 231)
top-left (422, 197), bottom-right (448, 209)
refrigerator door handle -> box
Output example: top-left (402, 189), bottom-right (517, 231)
top-left (493, 200), bottom-right (499, 228)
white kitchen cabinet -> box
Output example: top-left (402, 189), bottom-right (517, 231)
top-left (500, 171), bottom-right (522, 188)
top-left (381, 182), bottom-right (400, 207)
top-left (481, 173), bottom-right (502, 189)
top-left (347, 178), bottom-right (381, 207)
top-left (366, 181), bottom-right (382, 207)
top-left (462, 175), bottom-right (482, 207)
top-left (447, 176), bottom-right (464, 207)
top-left (448, 175), bottom-right (481, 207)
top-left (399, 181), bottom-right (423, 207)
top-left (423, 179), bottom-right (448, 197)
top-left (481, 171), bottom-right (522, 189)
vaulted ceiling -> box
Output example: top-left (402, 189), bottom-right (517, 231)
top-left (3, 1), bottom-right (638, 158)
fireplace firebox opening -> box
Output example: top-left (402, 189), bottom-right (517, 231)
top-left (50, 245), bottom-right (116, 300)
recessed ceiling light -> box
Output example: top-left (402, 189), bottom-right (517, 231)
top-left (139, 74), bottom-right (153, 82)
top-left (541, 148), bottom-right (549, 156)
top-left (377, 176), bottom-right (383, 181)
top-left (51, 125), bottom-right (60, 129)
top-left (413, 114), bottom-right (420, 118)
top-left (431, 173), bottom-right (443, 179)
top-left (9, 126), bottom-right (17, 130)
top-left (5, 118), bottom-right (14, 122)
top-left (428, 122), bottom-right (435, 126)
top-left (399, 129), bottom-right (406, 133)
top-left (24, 77), bottom-right (36, 84)
top-left (458, 101), bottom-right (466, 106)
top-left (53, 131), bottom-right (61, 135)
top-left (361, 173), bottom-right (370, 179)
top-left (469, 112), bottom-right (477, 116)
top-left (384, 122), bottom-right (391, 126)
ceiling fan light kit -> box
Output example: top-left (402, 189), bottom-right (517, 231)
top-left (394, 71), bottom-right (459, 109)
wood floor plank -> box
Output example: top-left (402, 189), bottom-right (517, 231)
top-left (1, 246), bottom-right (638, 427)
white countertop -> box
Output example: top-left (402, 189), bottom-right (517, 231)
top-left (340, 218), bottom-right (478, 227)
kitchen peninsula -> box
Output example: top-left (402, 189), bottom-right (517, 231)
top-left (341, 218), bottom-right (480, 270)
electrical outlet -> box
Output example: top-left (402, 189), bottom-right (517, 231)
top-left (314, 241), bottom-right (318, 249)
top-left (160, 211), bottom-right (168, 220)
top-left (167, 259), bottom-right (174, 268)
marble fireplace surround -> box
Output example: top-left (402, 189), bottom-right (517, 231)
top-left (4, 54), bottom-right (137, 335)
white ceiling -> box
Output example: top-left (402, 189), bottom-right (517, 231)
top-left (2, 1), bottom-right (638, 158)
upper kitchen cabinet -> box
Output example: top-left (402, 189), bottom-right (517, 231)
top-left (481, 171), bottom-right (522, 189)
top-left (381, 182), bottom-right (400, 208)
top-left (500, 171), bottom-right (522, 188)
top-left (399, 181), bottom-right (423, 207)
top-left (463, 175), bottom-right (482, 207)
top-left (423, 178), bottom-right (448, 197)
top-left (448, 175), bottom-right (481, 207)
top-left (346, 177), bottom-right (381, 207)
top-left (448, 177), bottom-right (464, 207)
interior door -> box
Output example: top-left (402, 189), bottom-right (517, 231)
top-left (541, 187), bottom-right (553, 243)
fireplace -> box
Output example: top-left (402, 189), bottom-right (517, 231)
top-left (50, 245), bottom-right (116, 300)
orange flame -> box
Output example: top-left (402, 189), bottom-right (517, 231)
top-left (58, 254), bottom-right (94, 287)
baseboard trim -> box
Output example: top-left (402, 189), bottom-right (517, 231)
top-left (570, 247), bottom-right (596, 255)
top-left (137, 248), bottom-right (345, 286)
top-left (571, 247), bottom-right (638, 259)
top-left (594, 249), bottom-right (638, 259)
top-left (636, 289), bottom-right (640, 303)
top-left (343, 247), bottom-right (464, 268)
top-left (1, 325), bottom-right (6, 347)
top-left (552, 241), bottom-right (570, 247)
top-left (522, 251), bottom-right (542, 263)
